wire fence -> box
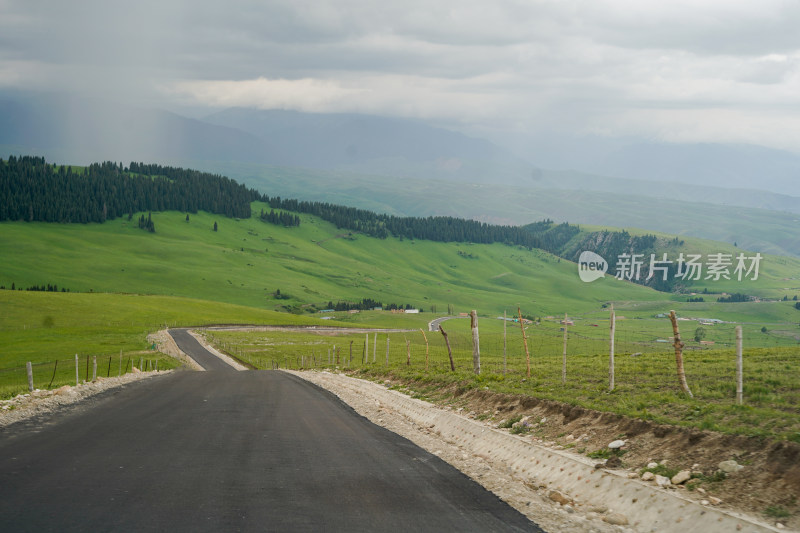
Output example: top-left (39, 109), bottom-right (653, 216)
top-left (0, 353), bottom-right (172, 399)
top-left (206, 316), bottom-right (800, 411)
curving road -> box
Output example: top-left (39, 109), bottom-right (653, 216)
top-left (0, 332), bottom-right (542, 532)
top-left (168, 328), bottom-right (239, 371)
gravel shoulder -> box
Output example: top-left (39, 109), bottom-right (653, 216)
top-left (0, 370), bottom-right (173, 429)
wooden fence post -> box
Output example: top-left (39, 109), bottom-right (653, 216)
top-left (419, 329), bottom-right (429, 371)
top-left (470, 310), bottom-right (481, 375)
top-left (48, 360), bottom-right (59, 389)
top-left (85, 354), bottom-right (90, 382)
top-left (736, 325), bottom-right (743, 405)
top-left (668, 310), bottom-right (693, 398)
top-left (503, 310), bottom-right (507, 376)
top-left (517, 307), bottom-right (530, 379)
top-left (349, 340), bottom-right (353, 366)
top-left (92, 356), bottom-right (97, 381)
top-left (439, 325), bottom-right (455, 371)
top-left (609, 305), bottom-right (616, 392)
top-left (373, 333), bottom-right (377, 363)
top-left (385, 336), bottom-right (390, 366)
top-left (562, 312), bottom-right (568, 385)
top-left (26, 361), bottom-right (33, 392)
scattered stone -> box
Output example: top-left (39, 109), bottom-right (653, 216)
top-left (539, 417), bottom-right (547, 424)
top-left (696, 487), bottom-right (706, 494)
top-left (701, 500), bottom-right (710, 506)
top-left (53, 385), bottom-right (73, 396)
top-left (655, 475), bottom-right (671, 487)
top-left (608, 439), bottom-right (626, 449)
top-left (671, 470), bottom-right (692, 485)
top-left (586, 512), bottom-right (599, 521)
top-left (563, 504), bottom-right (575, 514)
top-left (627, 472), bottom-right (639, 479)
top-left (777, 523), bottom-right (785, 529)
top-left (709, 496), bottom-right (722, 505)
top-left (548, 489), bottom-right (572, 505)
top-left (588, 504), bottom-right (608, 514)
top-left (603, 512), bottom-right (629, 526)
top-left (565, 434), bottom-right (574, 442)
top-left (647, 462), bottom-right (659, 469)
top-left (718, 460), bottom-right (743, 473)
top-left (642, 472), bottom-right (655, 481)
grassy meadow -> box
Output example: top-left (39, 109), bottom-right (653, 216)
top-left (204, 313), bottom-right (800, 441)
top-left (1, 202), bottom-right (799, 436)
top-left (0, 290), bottom-right (341, 397)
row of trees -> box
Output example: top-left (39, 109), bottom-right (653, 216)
top-left (0, 282), bottom-right (70, 292)
top-left (264, 197), bottom-right (578, 251)
top-left (324, 299), bottom-right (416, 311)
top-left (0, 156), bottom-right (260, 223)
top-left (259, 208), bottom-right (300, 227)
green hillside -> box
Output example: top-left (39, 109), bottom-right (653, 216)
top-left (0, 202), bottom-right (668, 316)
top-left (204, 161), bottom-right (800, 257)
top-left (2, 201), bottom-right (799, 320)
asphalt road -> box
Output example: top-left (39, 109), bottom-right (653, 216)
top-left (0, 339), bottom-right (542, 532)
top-left (168, 328), bottom-right (238, 371)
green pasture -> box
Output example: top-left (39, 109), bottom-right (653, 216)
top-left (205, 317), bottom-right (800, 441)
top-left (1, 202), bottom-right (676, 316)
top-left (2, 203), bottom-right (799, 322)
top-left (0, 291), bottom-right (341, 398)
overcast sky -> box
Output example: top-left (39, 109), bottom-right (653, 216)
top-left (2, 0), bottom-right (800, 154)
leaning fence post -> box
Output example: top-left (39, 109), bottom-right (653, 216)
top-left (439, 325), bottom-right (455, 371)
top-left (517, 307), bottom-right (530, 379)
top-left (26, 361), bottom-right (34, 392)
top-left (736, 325), bottom-right (743, 405)
top-left (668, 310), bottom-right (693, 398)
top-left (48, 360), bottom-right (59, 389)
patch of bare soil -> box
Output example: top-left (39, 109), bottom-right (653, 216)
top-left (384, 377), bottom-right (800, 531)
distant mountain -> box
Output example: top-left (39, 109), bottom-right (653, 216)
top-left (202, 108), bottom-right (536, 184)
top-left (0, 92), bottom-right (537, 185)
top-left (532, 138), bottom-right (800, 196)
top-left (0, 92), bottom-right (269, 165)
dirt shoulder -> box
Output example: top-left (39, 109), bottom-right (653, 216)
top-left (373, 375), bottom-right (799, 531)
top-left (0, 370), bottom-right (173, 428)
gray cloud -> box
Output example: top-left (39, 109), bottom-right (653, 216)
top-left (2, 0), bottom-right (800, 152)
